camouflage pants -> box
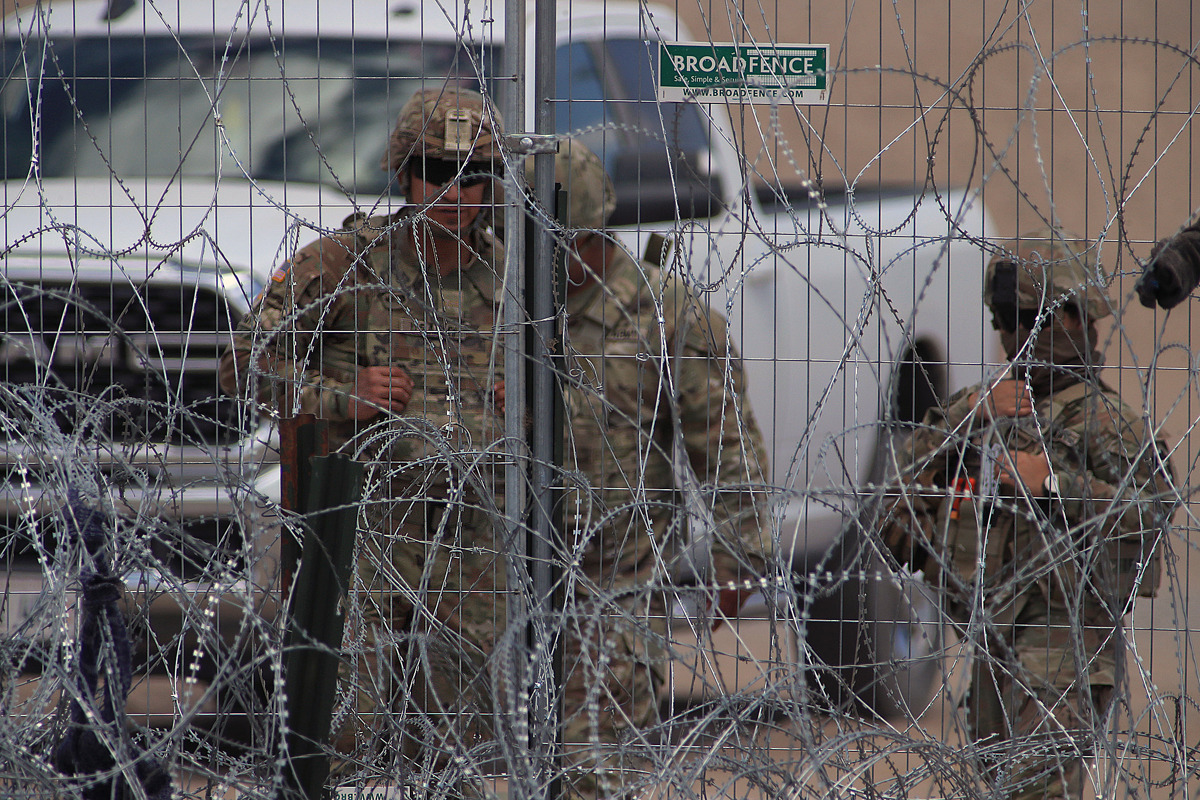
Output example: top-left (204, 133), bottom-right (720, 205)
top-left (330, 485), bottom-right (664, 799)
top-left (557, 592), bottom-right (667, 800)
top-left (332, 488), bottom-right (504, 793)
top-left (965, 596), bottom-right (1117, 800)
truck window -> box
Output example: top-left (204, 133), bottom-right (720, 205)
top-left (1, 35), bottom-right (491, 196)
top-left (555, 41), bottom-right (608, 141)
top-left (554, 37), bottom-right (723, 224)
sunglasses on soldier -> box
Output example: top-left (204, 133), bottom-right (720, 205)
top-left (408, 157), bottom-right (496, 188)
top-left (991, 304), bottom-right (1041, 332)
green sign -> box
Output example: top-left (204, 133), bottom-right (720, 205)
top-left (657, 42), bottom-right (830, 104)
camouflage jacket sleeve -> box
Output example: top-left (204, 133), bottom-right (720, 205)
top-left (880, 386), bottom-right (979, 572)
top-left (1049, 388), bottom-right (1175, 546)
top-left (880, 381), bottom-right (1177, 590)
top-left (218, 233), bottom-right (365, 421)
top-left (662, 274), bottom-right (773, 584)
top-left (1016, 385), bottom-right (1175, 602)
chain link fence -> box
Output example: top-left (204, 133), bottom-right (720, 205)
top-left (1, 0), bottom-right (1196, 798)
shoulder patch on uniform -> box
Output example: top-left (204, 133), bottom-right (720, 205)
top-left (270, 260), bottom-right (292, 283)
top-left (1058, 428), bottom-right (1082, 449)
top-left (608, 324), bottom-right (641, 341)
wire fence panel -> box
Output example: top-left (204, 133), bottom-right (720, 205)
top-left (0, 0), bottom-right (1196, 798)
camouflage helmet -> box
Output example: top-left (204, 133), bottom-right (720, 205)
top-left (524, 138), bottom-right (616, 231)
top-left (983, 227), bottom-right (1113, 321)
top-left (383, 86), bottom-right (503, 173)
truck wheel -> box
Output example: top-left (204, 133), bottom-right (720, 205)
top-left (853, 555), bottom-right (944, 719)
top-left (795, 531), bottom-right (944, 720)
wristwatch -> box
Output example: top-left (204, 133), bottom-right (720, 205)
top-left (1042, 470), bottom-right (1060, 497)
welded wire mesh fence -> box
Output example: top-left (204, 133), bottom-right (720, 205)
top-left (1, 0), bottom-right (1197, 798)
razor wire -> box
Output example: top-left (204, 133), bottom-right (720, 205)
top-left (1, 0), bottom-right (1199, 799)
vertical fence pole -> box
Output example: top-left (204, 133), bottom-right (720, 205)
top-left (501, 0), bottom-right (528, 568)
top-left (502, 1), bottom-right (562, 796)
top-left (528, 2), bottom-right (563, 798)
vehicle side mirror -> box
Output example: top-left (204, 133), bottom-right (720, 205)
top-left (609, 149), bottom-right (724, 225)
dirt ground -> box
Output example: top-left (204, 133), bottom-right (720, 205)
top-left (664, 597), bottom-right (1200, 799)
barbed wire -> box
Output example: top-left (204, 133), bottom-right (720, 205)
top-left (2, 0), bottom-right (1200, 798)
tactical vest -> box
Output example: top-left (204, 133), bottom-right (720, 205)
top-left (932, 381), bottom-right (1163, 612)
top-left (335, 213), bottom-right (506, 474)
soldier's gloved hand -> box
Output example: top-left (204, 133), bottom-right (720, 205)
top-left (1137, 228), bottom-right (1200, 309)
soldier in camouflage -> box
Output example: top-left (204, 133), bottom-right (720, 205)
top-left (883, 229), bottom-right (1175, 800)
top-left (496, 140), bottom-right (772, 797)
top-left (219, 87), bottom-right (508, 789)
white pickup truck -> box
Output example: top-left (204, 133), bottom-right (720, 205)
top-left (0, 0), bottom-right (992, 736)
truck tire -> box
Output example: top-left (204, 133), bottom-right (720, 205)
top-left (795, 535), bottom-right (943, 720)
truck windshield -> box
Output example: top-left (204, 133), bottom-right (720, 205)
top-left (0, 35), bottom-right (491, 196)
top-left (555, 37), bottom-right (722, 222)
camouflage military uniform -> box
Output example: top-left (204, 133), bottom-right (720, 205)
top-left (219, 88), bottom-right (510, 788)
top-left (542, 141), bottom-right (772, 797)
top-left (219, 212), bottom-right (505, 457)
top-left (558, 247), bottom-right (771, 795)
top-left (562, 249), bottom-right (770, 594)
top-left (883, 231), bottom-right (1175, 800)
top-left (220, 208), bottom-right (508, 769)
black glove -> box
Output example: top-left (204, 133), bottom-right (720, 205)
top-left (1138, 225), bottom-right (1200, 309)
